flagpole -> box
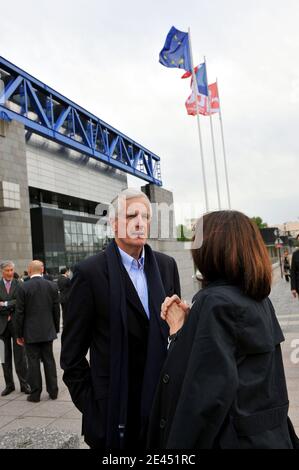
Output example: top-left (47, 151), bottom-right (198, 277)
top-left (205, 57), bottom-right (221, 210)
top-left (216, 78), bottom-right (232, 209)
top-left (188, 28), bottom-right (209, 213)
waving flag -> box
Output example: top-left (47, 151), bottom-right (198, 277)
top-left (182, 63), bottom-right (208, 96)
top-left (195, 63), bottom-right (208, 96)
top-left (185, 91), bottom-right (208, 116)
top-left (159, 26), bottom-right (192, 71)
top-left (207, 82), bottom-right (220, 114)
top-left (185, 82), bottom-right (219, 116)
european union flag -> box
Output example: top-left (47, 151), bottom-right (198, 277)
top-left (159, 26), bottom-right (192, 71)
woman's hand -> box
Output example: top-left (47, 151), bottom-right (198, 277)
top-left (161, 295), bottom-right (190, 335)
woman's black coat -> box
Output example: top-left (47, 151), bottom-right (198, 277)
top-left (147, 281), bottom-right (296, 449)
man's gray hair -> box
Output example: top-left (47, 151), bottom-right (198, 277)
top-left (0, 260), bottom-right (15, 270)
top-left (110, 188), bottom-right (152, 219)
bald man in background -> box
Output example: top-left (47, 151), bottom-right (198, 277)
top-left (15, 261), bottom-right (60, 402)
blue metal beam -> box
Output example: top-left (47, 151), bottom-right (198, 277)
top-left (0, 56), bottom-right (162, 186)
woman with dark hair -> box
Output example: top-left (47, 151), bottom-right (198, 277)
top-left (147, 210), bottom-right (298, 449)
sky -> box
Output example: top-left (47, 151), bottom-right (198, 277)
top-left (1, 0), bottom-right (299, 226)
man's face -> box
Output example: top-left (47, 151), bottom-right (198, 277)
top-left (2, 265), bottom-right (14, 281)
top-left (113, 197), bottom-right (151, 250)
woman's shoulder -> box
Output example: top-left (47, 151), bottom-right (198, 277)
top-left (191, 283), bottom-right (278, 329)
top-left (191, 283), bottom-right (284, 352)
top-left (192, 282), bottom-right (248, 308)
top-left (190, 283), bottom-right (246, 329)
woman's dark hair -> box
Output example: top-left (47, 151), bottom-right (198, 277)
top-left (191, 210), bottom-right (272, 301)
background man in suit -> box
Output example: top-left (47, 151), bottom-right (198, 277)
top-left (57, 268), bottom-right (71, 324)
top-left (0, 261), bottom-right (29, 396)
top-left (291, 239), bottom-right (299, 299)
top-left (15, 260), bottom-right (60, 402)
top-left (61, 188), bottom-right (181, 450)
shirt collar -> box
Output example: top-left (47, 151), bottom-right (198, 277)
top-left (118, 246), bottom-right (145, 271)
top-left (30, 274), bottom-right (42, 279)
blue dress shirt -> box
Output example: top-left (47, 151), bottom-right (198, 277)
top-left (118, 246), bottom-right (150, 318)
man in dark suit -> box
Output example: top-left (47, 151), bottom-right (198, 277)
top-left (39, 262), bottom-right (54, 281)
top-left (61, 189), bottom-right (181, 450)
top-left (15, 260), bottom-right (60, 402)
top-left (0, 261), bottom-right (29, 396)
top-left (291, 239), bottom-right (299, 299)
top-left (57, 268), bottom-right (71, 324)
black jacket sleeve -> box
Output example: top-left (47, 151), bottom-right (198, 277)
top-left (60, 266), bottom-right (93, 413)
top-left (291, 252), bottom-right (298, 291)
top-left (52, 284), bottom-right (60, 333)
top-left (166, 295), bottom-right (239, 449)
top-left (14, 286), bottom-right (26, 338)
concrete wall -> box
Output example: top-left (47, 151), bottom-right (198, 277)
top-left (149, 239), bottom-right (199, 303)
top-left (26, 134), bottom-right (127, 205)
top-left (0, 120), bottom-right (33, 274)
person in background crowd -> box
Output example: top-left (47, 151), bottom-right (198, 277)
top-left (57, 268), bottom-right (71, 325)
top-left (0, 261), bottom-right (30, 396)
top-left (21, 271), bottom-right (30, 282)
top-left (15, 260), bottom-right (60, 402)
top-left (40, 262), bottom-right (54, 281)
top-left (283, 250), bottom-right (291, 283)
top-left (291, 235), bottom-right (299, 299)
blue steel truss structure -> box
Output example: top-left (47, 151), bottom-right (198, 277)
top-left (0, 56), bottom-right (162, 185)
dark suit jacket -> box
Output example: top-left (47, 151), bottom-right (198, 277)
top-left (291, 249), bottom-right (299, 292)
top-left (0, 278), bottom-right (21, 336)
top-left (57, 275), bottom-right (71, 305)
top-left (60, 240), bottom-right (181, 449)
top-left (147, 280), bottom-right (295, 449)
top-left (14, 276), bottom-right (60, 344)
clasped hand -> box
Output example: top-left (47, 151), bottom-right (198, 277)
top-left (161, 295), bottom-right (190, 335)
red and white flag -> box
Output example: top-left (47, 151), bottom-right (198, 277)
top-left (207, 82), bottom-right (220, 115)
top-left (185, 91), bottom-right (208, 116)
top-left (186, 82), bottom-right (220, 116)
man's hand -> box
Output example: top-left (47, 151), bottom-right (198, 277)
top-left (292, 290), bottom-right (298, 299)
top-left (16, 338), bottom-right (25, 347)
top-left (0, 301), bottom-right (5, 307)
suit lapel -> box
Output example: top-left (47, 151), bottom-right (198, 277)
top-left (121, 265), bottom-right (149, 322)
top-left (9, 279), bottom-right (17, 297)
top-left (0, 279), bottom-right (15, 300)
top-left (144, 245), bottom-right (168, 341)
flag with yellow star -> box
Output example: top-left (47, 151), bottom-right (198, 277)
top-left (159, 26), bottom-right (192, 71)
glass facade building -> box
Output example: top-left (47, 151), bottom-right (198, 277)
top-left (29, 187), bottom-right (109, 274)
